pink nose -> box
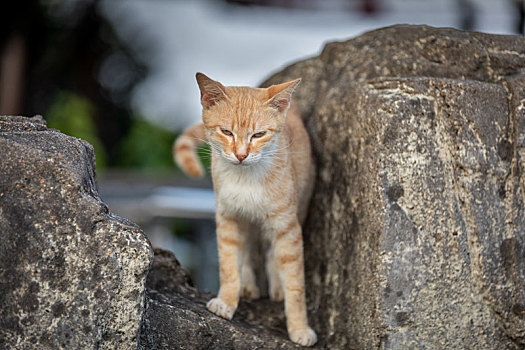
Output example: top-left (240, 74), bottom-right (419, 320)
top-left (236, 153), bottom-right (248, 162)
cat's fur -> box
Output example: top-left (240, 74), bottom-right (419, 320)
top-left (174, 73), bottom-right (317, 346)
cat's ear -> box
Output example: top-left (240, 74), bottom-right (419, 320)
top-left (196, 72), bottom-right (228, 109)
top-left (266, 78), bottom-right (301, 113)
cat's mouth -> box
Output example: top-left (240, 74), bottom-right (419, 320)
top-left (234, 158), bottom-right (257, 167)
top-left (223, 153), bottom-right (258, 167)
top-left (223, 156), bottom-right (250, 166)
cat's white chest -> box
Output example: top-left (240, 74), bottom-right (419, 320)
top-left (215, 166), bottom-right (269, 220)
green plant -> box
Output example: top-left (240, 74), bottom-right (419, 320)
top-left (115, 117), bottom-right (176, 169)
top-left (46, 91), bottom-right (108, 168)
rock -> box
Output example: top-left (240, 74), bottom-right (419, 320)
top-left (0, 114), bottom-right (301, 350)
top-left (0, 115), bottom-right (153, 349)
top-left (261, 25), bottom-right (525, 349)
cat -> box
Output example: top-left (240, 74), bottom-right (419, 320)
top-left (174, 72), bottom-right (317, 347)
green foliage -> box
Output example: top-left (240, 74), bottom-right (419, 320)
top-left (45, 91), bottom-right (210, 173)
top-left (46, 91), bottom-right (108, 168)
top-left (116, 118), bottom-right (212, 174)
top-left (116, 118), bottom-right (176, 169)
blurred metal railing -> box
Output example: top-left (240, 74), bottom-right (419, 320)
top-left (105, 186), bottom-right (215, 222)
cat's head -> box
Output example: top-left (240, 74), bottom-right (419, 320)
top-left (196, 72), bottom-right (300, 167)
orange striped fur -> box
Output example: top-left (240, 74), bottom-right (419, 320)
top-left (174, 73), bottom-right (316, 346)
top-left (174, 123), bottom-right (206, 178)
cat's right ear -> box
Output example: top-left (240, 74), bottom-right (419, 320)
top-left (265, 78), bottom-right (301, 113)
top-left (196, 73), bottom-right (228, 109)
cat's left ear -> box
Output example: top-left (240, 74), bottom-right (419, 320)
top-left (196, 72), bottom-right (228, 109)
top-left (266, 78), bottom-right (301, 113)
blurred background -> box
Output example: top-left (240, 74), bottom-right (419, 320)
top-left (1, 0), bottom-right (523, 293)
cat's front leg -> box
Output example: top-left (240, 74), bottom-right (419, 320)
top-left (207, 212), bottom-right (242, 320)
top-left (267, 216), bottom-right (317, 347)
top-left (266, 245), bottom-right (284, 301)
top-left (240, 241), bottom-right (260, 300)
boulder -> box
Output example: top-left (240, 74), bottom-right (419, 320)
top-left (0, 116), bottom-right (301, 349)
top-left (0, 115), bottom-right (153, 349)
top-left (262, 25), bottom-right (525, 348)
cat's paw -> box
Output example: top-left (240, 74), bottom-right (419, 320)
top-left (269, 286), bottom-right (284, 302)
top-left (289, 327), bottom-right (317, 347)
top-left (206, 297), bottom-right (235, 320)
top-left (240, 284), bottom-right (260, 300)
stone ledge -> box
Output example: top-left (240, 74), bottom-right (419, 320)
top-left (140, 248), bottom-right (311, 350)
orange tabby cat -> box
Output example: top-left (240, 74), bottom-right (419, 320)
top-left (174, 73), bottom-right (317, 346)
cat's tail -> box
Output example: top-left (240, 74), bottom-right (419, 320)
top-left (173, 123), bottom-right (206, 178)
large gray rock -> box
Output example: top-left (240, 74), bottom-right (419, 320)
top-left (262, 25), bottom-right (525, 349)
top-left (0, 115), bottom-right (301, 350)
top-left (0, 115), bottom-right (153, 349)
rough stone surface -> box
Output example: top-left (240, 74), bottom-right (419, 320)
top-left (0, 115), bottom-right (153, 349)
top-left (261, 25), bottom-right (525, 349)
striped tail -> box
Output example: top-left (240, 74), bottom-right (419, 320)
top-left (173, 123), bottom-right (206, 178)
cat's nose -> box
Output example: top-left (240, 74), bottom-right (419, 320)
top-left (236, 153), bottom-right (248, 162)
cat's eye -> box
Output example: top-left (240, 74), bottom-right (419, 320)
top-left (221, 129), bottom-right (233, 136)
top-left (251, 131), bottom-right (266, 139)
